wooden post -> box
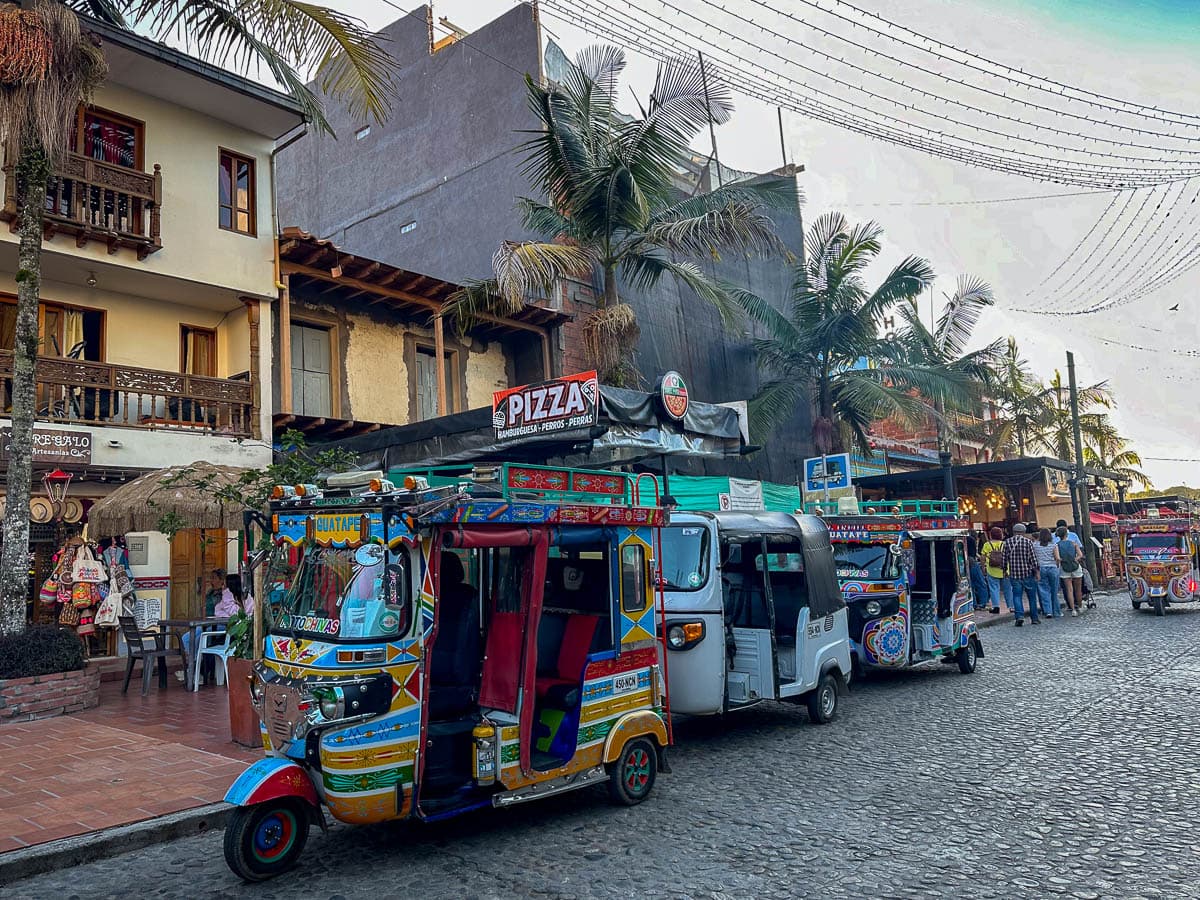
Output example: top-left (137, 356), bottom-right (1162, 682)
top-left (244, 298), bottom-right (261, 439)
top-left (540, 330), bottom-right (552, 380)
top-left (433, 313), bottom-right (448, 416)
top-left (279, 274), bottom-right (292, 413)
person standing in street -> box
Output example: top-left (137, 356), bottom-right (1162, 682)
top-left (967, 530), bottom-right (989, 611)
top-left (1054, 519), bottom-right (1084, 611)
top-left (1057, 525), bottom-right (1084, 616)
top-left (1003, 523), bottom-right (1041, 626)
top-left (982, 526), bottom-right (1006, 614)
top-left (1033, 528), bottom-right (1062, 618)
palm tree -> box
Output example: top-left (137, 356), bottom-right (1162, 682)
top-left (445, 45), bottom-right (790, 385)
top-left (1032, 370), bottom-right (1115, 462)
top-left (1083, 432), bottom-right (1151, 490)
top-left (738, 212), bottom-right (983, 455)
top-left (979, 338), bottom-right (1048, 457)
top-left (0, 0), bottom-right (395, 635)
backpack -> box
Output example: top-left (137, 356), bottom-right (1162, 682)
top-left (1059, 539), bottom-right (1080, 573)
top-left (985, 542), bottom-right (1004, 569)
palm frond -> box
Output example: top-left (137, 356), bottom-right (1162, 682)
top-left (441, 278), bottom-right (500, 337)
top-left (748, 378), bottom-right (807, 443)
top-left (727, 284), bottom-right (795, 339)
top-left (492, 240), bottom-right (595, 311)
top-left (65, 0), bottom-right (127, 26)
top-left (129, 0), bottom-right (396, 132)
top-left (935, 274), bottom-right (993, 357)
top-left (861, 254), bottom-right (935, 318)
top-left (515, 196), bottom-right (577, 241)
top-left (644, 200), bottom-right (785, 259)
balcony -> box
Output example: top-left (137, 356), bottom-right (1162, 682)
top-left (2, 150), bottom-right (162, 260)
top-left (0, 351), bottom-right (255, 438)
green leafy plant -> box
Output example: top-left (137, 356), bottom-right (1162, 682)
top-left (0, 625), bottom-right (85, 678)
top-left (224, 610), bottom-right (253, 661)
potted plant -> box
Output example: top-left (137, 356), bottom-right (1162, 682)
top-left (224, 611), bottom-right (260, 747)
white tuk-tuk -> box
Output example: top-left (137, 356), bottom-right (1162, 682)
top-left (660, 511), bottom-right (851, 723)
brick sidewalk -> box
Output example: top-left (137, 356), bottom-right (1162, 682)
top-left (0, 679), bottom-right (258, 853)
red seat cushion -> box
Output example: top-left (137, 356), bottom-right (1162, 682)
top-left (535, 615), bottom-right (599, 700)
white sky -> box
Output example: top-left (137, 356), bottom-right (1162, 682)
top-left (322, 0), bottom-right (1199, 489)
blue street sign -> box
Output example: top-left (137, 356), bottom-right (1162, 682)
top-left (804, 453), bottom-right (852, 494)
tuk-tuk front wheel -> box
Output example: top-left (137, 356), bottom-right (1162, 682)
top-left (608, 737), bottom-right (657, 806)
top-left (224, 798), bottom-right (310, 882)
top-left (806, 673), bottom-right (839, 725)
top-left (1153, 595), bottom-right (1166, 617)
top-left (956, 638), bottom-right (978, 674)
top-left (1131, 600), bottom-right (1142, 610)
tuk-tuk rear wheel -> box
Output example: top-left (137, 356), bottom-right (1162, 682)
top-left (224, 798), bottom-right (310, 882)
top-left (608, 737), bottom-right (657, 806)
top-left (1131, 600), bottom-right (1142, 610)
top-left (806, 673), bottom-right (839, 725)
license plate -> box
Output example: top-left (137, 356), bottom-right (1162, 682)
top-left (613, 672), bottom-right (638, 694)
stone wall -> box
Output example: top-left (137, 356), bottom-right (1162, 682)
top-left (0, 667), bottom-right (100, 723)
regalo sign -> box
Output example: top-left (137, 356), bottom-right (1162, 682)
top-left (493, 371), bottom-right (599, 441)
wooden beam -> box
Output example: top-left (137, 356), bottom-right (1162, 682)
top-left (376, 270), bottom-right (402, 287)
top-left (279, 262), bottom-right (550, 336)
top-left (274, 414), bottom-right (296, 427)
top-left (278, 239), bottom-right (299, 255)
top-left (352, 261), bottom-right (381, 280)
top-left (434, 314), bottom-right (448, 417)
top-left (299, 247), bottom-right (326, 266)
top-left (279, 275), bottom-right (293, 414)
top-left (400, 274), bottom-right (426, 292)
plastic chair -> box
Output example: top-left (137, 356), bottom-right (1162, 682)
top-left (193, 629), bottom-right (232, 690)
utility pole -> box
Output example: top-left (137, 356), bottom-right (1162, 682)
top-left (1066, 351), bottom-right (1098, 581)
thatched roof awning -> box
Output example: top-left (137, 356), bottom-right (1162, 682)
top-left (87, 461), bottom-right (252, 536)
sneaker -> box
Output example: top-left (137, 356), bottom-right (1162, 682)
top-left (174, 670), bottom-right (185, 683)
top-left (1071, 609), bottom-right (1078, 617)
top-left (1031, 618), bottom-right (1040, 625)
top-left (990, 607), bottom-right (1001, 614)
top-left (1015, 619), bottom-right (1023, 627)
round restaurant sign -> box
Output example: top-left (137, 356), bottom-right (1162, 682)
top-left (659, 371), bottom-right (689, 420)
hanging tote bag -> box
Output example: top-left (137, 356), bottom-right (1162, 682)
top-left (72, 581), bottom-right (99, 610)
top-left (70, 545), bottom-right (106, 584)
top-left (39, 576), bottom-right (59, 606)
top-left (94, 591), bottom-right (120, 627)
top-left (58, 602), bottom-right (80, 626)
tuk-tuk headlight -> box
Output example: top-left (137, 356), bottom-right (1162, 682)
top-left (312, 686), bottom-right (344, 721)
top-left (864, 600), bottom-right (882, 617)
top-left (665, 621), bottom-right (705, 650)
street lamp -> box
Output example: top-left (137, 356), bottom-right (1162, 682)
top-left (42, 469), bottom-right (72, 519)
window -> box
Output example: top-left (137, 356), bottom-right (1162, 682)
top-left (355, 125), bottom-right (371, 140)
top-left (180, 325), bottom-right (216, 377)
top-left (291, 322), bottom-right (332, 417)
top-left (415, 347), bottom-right (457, 421)
top-left (620, 544), bottom-right (648, 615)
top-left (218, 149), bottom-right (256, 235)
top-left (76, 107), bottom-right (140, 168)
top-left (400, 221), bottom-right (417, 235)
top-left (54, 106), bottom-right (145, 233)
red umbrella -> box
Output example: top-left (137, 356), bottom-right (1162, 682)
top-left (1090, 511), bottom-right (1116, 525)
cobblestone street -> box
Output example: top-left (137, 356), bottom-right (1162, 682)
top-left (5, 593), bottom-right (1198, 900)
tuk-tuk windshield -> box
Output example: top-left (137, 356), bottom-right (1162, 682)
top-left (659, 525), bottom-right (711, 591)
top-left (1128, 533), bottom-right (1186, 554)
top-left (833, 541), bottom-right (901, 581)
top-left (268, 543), bottom-right (411, 640)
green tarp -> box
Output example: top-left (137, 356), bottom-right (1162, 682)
top-left (660, 475), bottom-right (801, 513)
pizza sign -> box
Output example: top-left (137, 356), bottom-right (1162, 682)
top-left (492, 371), bottom-right (599, 441)
top-left (659, 371), bottom-right (689, 420)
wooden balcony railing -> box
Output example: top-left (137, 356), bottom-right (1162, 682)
top-left (2, 150), bottom-right (162, 259)
top-left (0, 351), bottom-right (255, 438)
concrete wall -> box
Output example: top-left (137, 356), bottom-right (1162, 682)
top-left (276, 5), bottom-right (542, 283)
top-left (1, 81), bottom-right (279, 300)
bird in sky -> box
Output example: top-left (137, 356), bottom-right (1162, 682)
top-left (1169, 303), bottom-right (1179, 311)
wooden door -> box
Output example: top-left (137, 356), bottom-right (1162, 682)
top-left (169, 529), bottom-right (226, 619)
top-left (290, 322), bottom-right (332, 417)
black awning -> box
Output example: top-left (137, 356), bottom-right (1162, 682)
top-left (321, 385), bottom-right (745, 470)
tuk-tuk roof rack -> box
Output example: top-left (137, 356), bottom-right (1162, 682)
top-left (389, 462), bottom-right (663, 509)
top-left (800, 498), bottom-right (959, 517)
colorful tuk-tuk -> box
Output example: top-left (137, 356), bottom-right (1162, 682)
top-left (1119, 515), bottom-right (1199, 615)
top-left (659, 511), bottom-right (850, 724)
top-left (223, 464), bottom-right (672, 881)
top-left (817, 500), bottom-right (982, 676)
